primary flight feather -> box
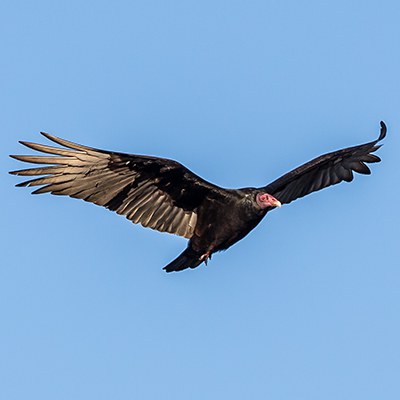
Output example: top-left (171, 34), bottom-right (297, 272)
top-left (10, 122), bottom-right (386, 272)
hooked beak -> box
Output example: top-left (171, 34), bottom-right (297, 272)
top-left (273, 199), bottom-right (282, 208)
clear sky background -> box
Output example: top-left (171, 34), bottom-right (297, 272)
top-left (1, 1), bottom-right (399, 399)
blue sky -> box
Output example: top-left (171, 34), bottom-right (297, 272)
top-left (1, 1), bottom-right (400, 399)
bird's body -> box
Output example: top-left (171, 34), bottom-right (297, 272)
top-left (10, 122), bottom-right (387, 272)
top-left (169, 188), bottom-right (266, 271)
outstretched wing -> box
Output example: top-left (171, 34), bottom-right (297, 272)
top-left (10, 133), bottom-right (224, 238)
top-left (262, 122), bottom-right (386, 205)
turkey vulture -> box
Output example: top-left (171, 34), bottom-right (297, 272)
top-left (10, 122), bottom-right (386, 272)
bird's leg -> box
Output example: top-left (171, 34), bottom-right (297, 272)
top-left (199, 251), bottom-right (211, 266)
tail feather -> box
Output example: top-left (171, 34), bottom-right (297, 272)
top-left (163, 248), bottom-right (202, 272)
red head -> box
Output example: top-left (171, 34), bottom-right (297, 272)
top-left (256, 193), bottom-right (282, 209)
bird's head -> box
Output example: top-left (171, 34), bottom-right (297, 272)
top-left (256, 192), bottom-right (281, 209)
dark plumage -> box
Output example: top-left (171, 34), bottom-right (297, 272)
top-left (10, 122), bottom-right (387, 272)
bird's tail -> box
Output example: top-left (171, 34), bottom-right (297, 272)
top-left (163, 248), bottom-right (203, 273)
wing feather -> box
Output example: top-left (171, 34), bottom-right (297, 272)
top-left (10, 132), bottom-right (223, 239)
top-left (262, 122), bottom-right (386, 205)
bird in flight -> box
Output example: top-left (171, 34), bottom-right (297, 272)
top-left (10, 122), bottom-right (386, 272)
